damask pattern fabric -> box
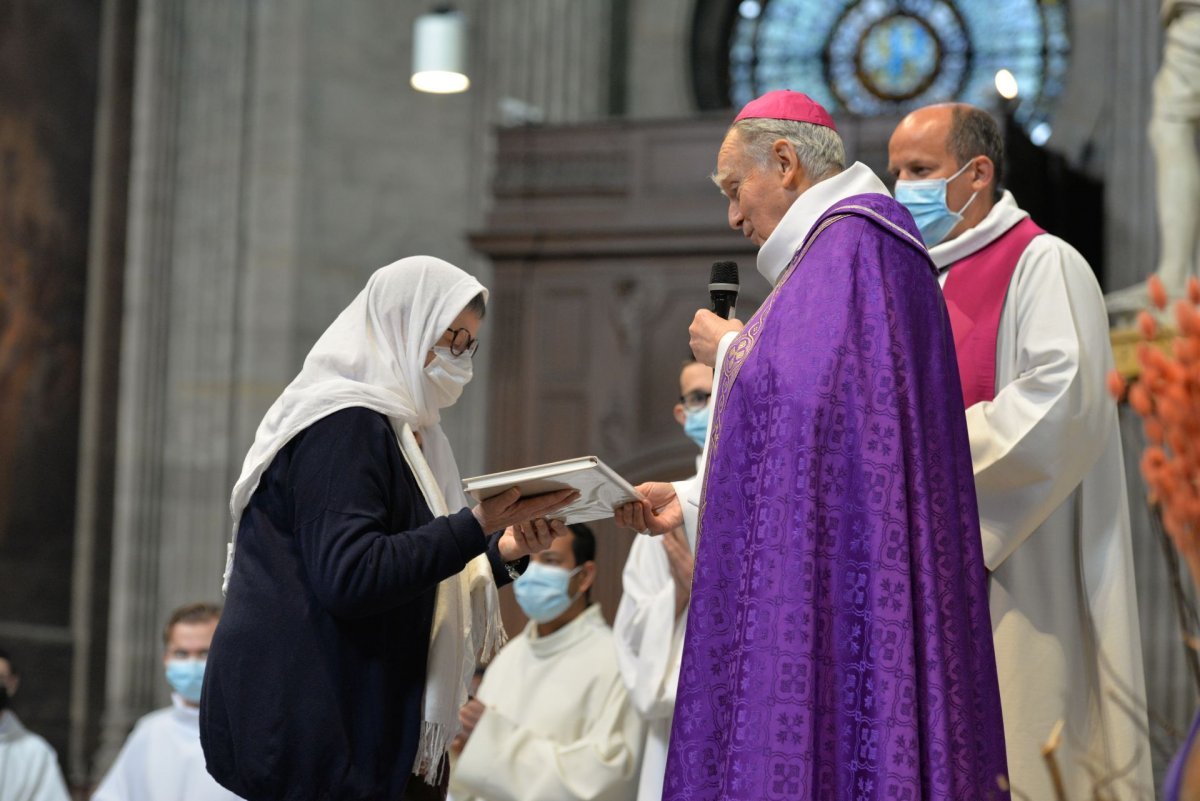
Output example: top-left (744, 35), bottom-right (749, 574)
top-left (662, 194), bottom-right (1009, 801)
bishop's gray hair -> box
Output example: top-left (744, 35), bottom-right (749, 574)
top-left (731, 118), bottom-right (846, 182)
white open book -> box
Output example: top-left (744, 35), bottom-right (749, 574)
top-left (461, 456), bottom-right (642, 525)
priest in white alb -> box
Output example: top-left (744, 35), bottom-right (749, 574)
top-left (449, 524), bottom-right (644, 801)
top-left (888, 103), bottom-right (1152, 801)
top-left (613, 359), bottom-right (712, 801)
top-left (0, 649), bottom-right (70, 801)
top-left (93, 603), bottom-right (243, 801)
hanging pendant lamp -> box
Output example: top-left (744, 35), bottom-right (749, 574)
top-left (411, 6), bottom-right (469, 94)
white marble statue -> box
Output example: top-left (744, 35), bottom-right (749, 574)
top-left (1109, 0), bottom-right (1200, 314)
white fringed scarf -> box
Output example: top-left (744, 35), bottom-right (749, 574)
top-left (221, 256), bottom-right (506, 783)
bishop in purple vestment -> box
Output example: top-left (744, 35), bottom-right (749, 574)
top-left (618, 91), bottom-right (1009, 800)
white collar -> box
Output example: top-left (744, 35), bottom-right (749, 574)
top-left (756, 162), bottom-right (891, 286)
top-left (526, 604), bottom-right (605, 658)
top-left (927, 190), bottom-right (1029, 271)
top-left (0, 710), bottom-right (24, 740)
top-left (170, 693), bottom-right (201, 719)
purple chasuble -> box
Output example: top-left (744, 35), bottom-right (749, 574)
top-left (663, 194), bottom-right (1009, 801)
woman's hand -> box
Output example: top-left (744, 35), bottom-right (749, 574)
top-left (471, 487), bottom-right (578, 534)
top-left (614, 482), bottom-right (682, 535)
top-left (497, 518), bottom-right (569, 561)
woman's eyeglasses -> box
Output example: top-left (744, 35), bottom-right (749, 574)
top-left (445, 327), bottom-right (480, 358)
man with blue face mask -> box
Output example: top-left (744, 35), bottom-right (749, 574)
top-left (449, 525), bottom-right (645, 801)
top-left (0, 648), bottom-right (70, 801)
top-left (93, 603), bottom-right (243, 801)
top-left (611, 358), bottom-right (710, 801)
top-left (889, 104), bottom-right (1152, 801)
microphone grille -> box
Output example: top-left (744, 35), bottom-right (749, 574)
top-left (710, 260), bottom-right (739, 285)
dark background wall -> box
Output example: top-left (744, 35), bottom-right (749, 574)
top-left (0, 0), bottom-right (101, 775)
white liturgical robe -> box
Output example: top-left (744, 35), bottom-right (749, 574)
top-left (450, 605), bottom-right (643, 801)
top-left (931, 192), bottom-right (1152, 801)
top-left (0, 711), bottom-right (69, 801)
top-left (91, 695), bottom-right (243, 801)
top-left (613, 458), bottom-right (700, 801)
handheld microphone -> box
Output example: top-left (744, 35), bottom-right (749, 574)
top-left (709, 261), bottom-right (739, 319)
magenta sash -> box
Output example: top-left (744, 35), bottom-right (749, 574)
top-left (942, 217), bottom-right (1045, 408)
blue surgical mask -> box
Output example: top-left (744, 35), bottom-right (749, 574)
top-left (683, 406), bottom-right (710, 449)
top-left (894, 160), bottom-right (979, 247)
top-left (165, 659), bottom-right (206, 703)
top-left (513, 562), bottom-right (583, 623)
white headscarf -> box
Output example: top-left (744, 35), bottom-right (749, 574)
top-left (223, 255), bottom-right (503, 782)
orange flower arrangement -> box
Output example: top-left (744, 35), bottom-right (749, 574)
top-left (1109, 274), bottom-right (1200, 587)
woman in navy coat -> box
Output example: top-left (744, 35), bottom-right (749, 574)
top-left (200, 257), bottom-right (575, 801)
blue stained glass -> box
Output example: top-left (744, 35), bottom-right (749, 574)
top-left (727, 0), bottom-right (1071, 137)
top-left (859, 16), bottom-right (940, 99)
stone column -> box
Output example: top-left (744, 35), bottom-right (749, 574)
top-left (69, 0), bottom-right (135, 784)
top-left (1104, 0), bottom-right (1162, 292)
top-left (95, 0), bottom-right (259, 774)
top-left (477, 0), bottom-right (616, 125)
top-left (626, 0), bottom-right (694, 119)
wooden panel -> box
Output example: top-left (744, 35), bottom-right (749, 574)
top-left (536, 395), bottom-right (590, 463)
top-left (533, 286), bottom-right (589, 384)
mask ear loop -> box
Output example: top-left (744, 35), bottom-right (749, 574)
top-left (949, 158), bottom-right (981, 216)
top-left (945, 155), bottom-right (984, 215)
top-left (955, 188), bottom-right (980, 217)
top-left (566, 564), bottom-right (586, 605)
top-left (947, 158), bottom-right (973, 182)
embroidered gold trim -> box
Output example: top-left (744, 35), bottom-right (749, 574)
top-left (837, 203), bottom-right (936, 275)
top-left (693, 213), bottom-right (851, 549)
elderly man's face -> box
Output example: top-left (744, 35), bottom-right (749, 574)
top-left (714, 130), bottom-right (798, 247)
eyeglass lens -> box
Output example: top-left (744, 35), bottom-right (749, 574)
top-left (448, 328), bottom-right (478, 357)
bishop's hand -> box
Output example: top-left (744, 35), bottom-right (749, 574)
top-left (615, 481), bottom-right (682, 535)
top-left (662, 526), bottom-right (694, 619)
top-left (689, 309), bottom-right (743, 367)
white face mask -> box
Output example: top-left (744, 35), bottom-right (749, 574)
top-left (423, 346), bottom-right (473, 408)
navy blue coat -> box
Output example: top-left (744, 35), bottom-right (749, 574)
top-left (200, 407), bottom-right (514, 801)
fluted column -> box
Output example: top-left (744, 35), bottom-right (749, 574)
top-left (96, 0), bottom-right (257, 775)
top-left (1105, 0), bottom-right (1162, 291)
top-left (95, 0), bottom-right (182, 774)
top-left (479, 0), bottom-right (616, 125)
